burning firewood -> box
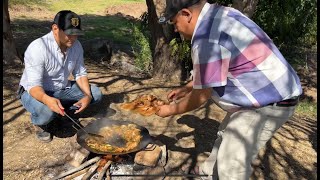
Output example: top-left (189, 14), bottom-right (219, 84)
top-left (97, 161), bottom-right (112, 180)
top-left (81, 160), bottom-right (100, 180)
top-left (52, 156), bottom-right (101, 180)
top-left (64, 166), bottom-right (90, 180)
top-left (97, 155), bottom-right (124, 171)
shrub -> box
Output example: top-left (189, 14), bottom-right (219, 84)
top-left (131, 14), bottom-right (152, 74)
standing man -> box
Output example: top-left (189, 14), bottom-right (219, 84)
top-left (18, 10), bottom-right (102, 143)
top-left (157, 0), bottom-right (302, 179)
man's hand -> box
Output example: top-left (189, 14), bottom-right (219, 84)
top-left (155, 104), bottom-right (175, 117)
top-left (29, 86), bottom-right (65, 115)
top-left (167, 81), bottom-right (193, 102)
top-left (73, 95), bottom-right (92, 114)
top-left (74, 76), bottom-right (93, 114)
top-left (42, 96), bottom-right (65, 116)
top-left (157, 87), bottom-right (213, 118)
top-left (167, 86), bottom-right (193, 103)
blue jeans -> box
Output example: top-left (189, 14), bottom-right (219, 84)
top-left (20, 81), bottom-right (102, 125)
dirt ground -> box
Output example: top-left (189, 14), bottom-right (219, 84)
top-left (3, 3), bottom-right (317, 180)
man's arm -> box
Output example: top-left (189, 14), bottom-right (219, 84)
top-left (23, 39), bottom-right (65, 115)
top-left (167, 80), bottom-right (194, 102)
top-left (29, 86), bottom-right (65, 115)
top-left (73, 76), bottom-right (92, 113)
top-left (75, 76), bottom-right (92, 98)
top-left (156, 87), bottom-right (212, 117)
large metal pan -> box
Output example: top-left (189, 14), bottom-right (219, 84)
top-left (76, 118), bottom-right (153, 155)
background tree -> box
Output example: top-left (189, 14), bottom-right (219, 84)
top-left (209, 0), bottom-right (259, 18)
top-left (146, 0), bottom-right (259, 81)
top-left (145, 0), bottom-right (188, 81)
top-left (231, 0), bottom-right (259, 18)
top-left (3, 0), bottom-right (22, 65)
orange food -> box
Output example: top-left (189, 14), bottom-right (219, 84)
top-left (85, 124), bottom-right (142, 153)
top-left (120, 94), bottom-right (168, 116)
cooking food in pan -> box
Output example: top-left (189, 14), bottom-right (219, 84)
top-left (120, 94), bottom-right (167, 116)
top-left (85, 124), bottom-right (142, 153)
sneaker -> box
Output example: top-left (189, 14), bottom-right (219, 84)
top-left (33, 125), bottom-right (53, 143)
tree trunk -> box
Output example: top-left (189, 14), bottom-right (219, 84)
top-left (146, 0), bottom-right (258, 81)
top-left (146, 0), bottom-right (185, 81)
top-left (3, 0), bottom-right (22, 65)
top-left (232, 0), bottom-right (259, 18)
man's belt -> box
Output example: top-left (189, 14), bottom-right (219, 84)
top-left (268, 96), bottom-right (299, 107)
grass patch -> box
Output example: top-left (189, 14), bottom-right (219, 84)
top-left (80, 15), bottom-right (135, 44)
top-left (9, 0), bottom-right (146, 45)
top-left (9, 0), bottom-right (48, 7)
top-left (295, 100), bottom-right (317, 118)
top-left (10, 19), bottom-right (52, 38)
top-left (10, 0), bottom-right (144, 15)
top-left (46, 0), bottom-right (144, 14)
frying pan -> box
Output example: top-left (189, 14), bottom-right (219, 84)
top-left (76, 118), bottom-right (153, 155)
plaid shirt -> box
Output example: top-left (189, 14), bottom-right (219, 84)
top-left (191, 3), bottom-right (302, 111)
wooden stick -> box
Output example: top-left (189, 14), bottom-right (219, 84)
top-left (64, 166), bottom-right (90, 180)
top-left (97, 161), bottom-right (112, 180)
top-left (81, 159), bottom-right (101, 180)
top-left (52, 156), bottom-right (101, 180)
top-left (106, 168), bottom-right (111, 180)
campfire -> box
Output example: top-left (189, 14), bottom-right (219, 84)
top-left (52, 142), bottom-right (166, 180)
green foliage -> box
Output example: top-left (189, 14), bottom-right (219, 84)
top-left (169, 38), bottom-right (191, 61)
top-left (169, 38), bottom-right (193, 71)
top-left (131, 13), bottom-right (152, 74)
top-left (253, 0), bottom-right (317, 49)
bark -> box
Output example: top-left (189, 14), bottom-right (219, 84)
top-left (146, 0), bottom-right (185, 81)
top-left (145, 0), bottom-right (258, 81)
top-left (3, 0), bottom-right (22, 65)
top-left (232, 0), bottom-right (259, 18)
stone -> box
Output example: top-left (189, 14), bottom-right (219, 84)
top-left (134, 143), bottom-right (162, 167)
top-left (65, 147), bottom-right (90, 167)
top-left (154, 140), bottom-right (167, 167)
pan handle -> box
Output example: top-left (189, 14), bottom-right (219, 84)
top-left (66, 105), bottom-right (82, 131)
top-left (71, 124), bottom-right (80, 131)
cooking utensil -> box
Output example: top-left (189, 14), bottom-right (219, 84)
top-left (62, 108), bottom-right (125, 147)
top-left (76, 118), bottom-right (153, 155)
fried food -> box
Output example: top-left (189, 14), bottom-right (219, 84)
top-left (85, 124), bottom-right (142, 153)
top-left (120, 94), bottom-right (167, 116)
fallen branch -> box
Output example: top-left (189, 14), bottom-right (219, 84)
top-left (52, 156), bottom-right (101, 180)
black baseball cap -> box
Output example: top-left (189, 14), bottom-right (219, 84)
top-left (53, 10), bottom-right (84, 35)
top-left (158, 0), bottom-right (200, 24)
